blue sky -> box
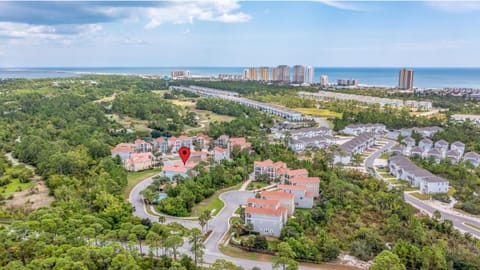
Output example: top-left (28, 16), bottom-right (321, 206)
top-left (0, 1), bottom-right (479, 67)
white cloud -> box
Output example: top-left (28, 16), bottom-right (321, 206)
top-left (426, 1), bottom-right (480, 12)
top-left (0, 22), bottom-right (102, 43)
top-left (141, 1), bottom-right (251, 29)
top-left (313, 0), bottom-right (364, 11)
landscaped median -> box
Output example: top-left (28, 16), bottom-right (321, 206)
top-left (124, 168), bottom-right (162, 199)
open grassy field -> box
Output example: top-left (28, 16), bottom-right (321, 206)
top-left (190, 182), bottom-right (243, 217)
top-left (293, 108), bottom-right (343, 118)
top-left (107, 114), bottom-right (152, 132)
top-left (124, 168), bottom-right (162, 199)
top-left (1, 179), bottom-right (35, 197)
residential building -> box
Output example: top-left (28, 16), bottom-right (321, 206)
top-left (271, 67), bottom-right (279, 82)
top-left (170, 70), bottom-right (191, 79)
top-left (337, 79), bottom-right (358, 87)
top-left (278, 184), bottom-right (314, 209)
top-left (259, 67), bottom-right (269, 81)
top-left (260, 190), bottom-right (295, 216)
top-left (111, 143), bottom-right (135, 162)
top-left (213, 147), bottom-right (230, 162)
top-left (228, 137), bottom-right (252, 152)
top-left (434, 139), bottom-right (449, 154)
top-left (253, 159), bottom-right (288, 181)
top-left (304, 66), bottom-right (314, 85)
top-left (446, 150), bottom-right (462, 164)
top-left (124, 152), bottom-right (155, 172)
top-left (391, 144), bottom-right (406, 156)
top-left (319, 75), bottom-right (329, 87)
top-left (389, 155), bottom-right (449, 194)
top-left (419, 138), bottom-right (433, 151)
top-left (451, 141), bottom-right (465, 155)
top-left (286, 127), bottom-right (333, 139)
top-left (298, 91), bottom-right (405, 108)
top-left (426, 148), bottom-right (443, 163)
top-left (410, 146), bottom-right (425, 158)
top-left (153, 138), bottom-right (168, 153)
top-left (290, 177), bottom-right (320, 197)
top-left (247, 67), bottom-right (258, 81)
top-left (245, 200), bottom-right (287, 237)
top-left (215, 135), bottom-right (230, 147)
top-left (334, 133), bottom-right (376, 165)
top-left (293, 65), bottom-right (305, 84)
top-left (283, 169), bottom-right (309, 182)
top-left (402, 137), bottom-right (416, 148)
top-left (161, 164), bottom-right (188, 179)
top-left (193, 134), bottom-right (211, 151)
top-left (168, 135), bottom-right (193, 152)
top-left (134, 139), bottom-right (152, 152)
top-left (464, 152), bottom-right (480, 167)
top-left (451, 114), bottom-right (480, 125)
top-left (398, 68), bottom-right (414, 90)
top-left (341, 123), bottom-right (386, 136)
top-left (288, 135), bottom-right (335, 152)
top-left (277, 65), bottom-right (290, 83)
top-left (242, 69), bottom-right (249, 80)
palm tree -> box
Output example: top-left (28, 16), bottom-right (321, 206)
top-left (189, 228), bottom-right (205, 267)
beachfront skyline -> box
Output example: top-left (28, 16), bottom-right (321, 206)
top-left (0, 1), bottom-right (479, 67)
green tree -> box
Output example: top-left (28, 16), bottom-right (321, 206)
top-left (165, 234), bottom-right (184, 260)
top-left (188, 228), bottom-right (205, 267)
top-left (370, 250), bottom-right (406, 270)
top-left (273, 242), bottom-right (298, 270)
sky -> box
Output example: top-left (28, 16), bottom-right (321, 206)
top-left (0, 1), bottom-right (479, 67)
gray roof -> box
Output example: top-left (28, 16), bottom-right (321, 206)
top-left (420, 138), bottom-right (433, 145)
top-left (451, 141), bottom-right (465, 148)
top-left (339, 132), bottom-right (375, 154)
top-left (464, 152), bottom-right (480, 160)
top-left (435, 140), bottom-right (449, 147)
top-left (428, 148), bottom-right (443, 156)
top-left (411, 146), bottom-right (424, 153)
top-left (389, 156), bottom-right (448, 183)
top-left (402, 137), bottom-right (415, 143)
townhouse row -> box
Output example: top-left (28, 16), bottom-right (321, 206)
top-left (334, 132), bottom-right (377, 165)
top-left (388, 155), bottom-right (449, 194)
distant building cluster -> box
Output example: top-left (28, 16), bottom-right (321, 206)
top-left (273, 127), bottom-right (335, 152)
top-left (172, 86), bottom-right (305, 121)
top-left (451, 114), bottom-right (480, 125)
top-left (386, 126), bottom-right (444, 140)
top-left (218, 74), bottom-right (243, 81)
top-left (245, 159), bottom-right (320, 237)
top-left (110, 133), bottom-right (251, 173)
top-left (341, 123), bottom-right (387, 136)
top-left (298, 91), bottom-right (433, 110)
top-left (170, 70), bottom-right (191, 79)
top-left (239, 65), bottom-right (314, 85)
top-left (389, 156), bottom-right (449, 194)
top-left (336, 78), bottom-right (358, 87)
top-left (392, 137), bottom-right (480, 167)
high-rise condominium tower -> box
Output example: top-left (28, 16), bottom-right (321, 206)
top-left (398, 68), bottom-right (414, 90)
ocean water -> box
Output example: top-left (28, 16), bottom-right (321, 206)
top-left (1, 67), bottom-right (480, 89)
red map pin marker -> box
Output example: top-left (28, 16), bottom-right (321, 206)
top-left (179, 147), bottom-right (191, 165)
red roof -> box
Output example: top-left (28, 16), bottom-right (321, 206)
top-left (128, 152), bottom-right (154, 163)
top-left (245, 206), bottom-right (286, 216)
top-left (154, 137), bottom-right (165, 143)
top-left (178, 135), bottom-right (191, 140)
top-left (254, 159), bottom-right (273, 167)
top-left (247, 198), bottom-right (279, 205)
top-left (273, 161), bottom-right (287, 169)
top-left (278, 184), bottom-right (307, 191)
top-left (162, 166), bottom-right (187, 173)
top-left (134, 139), bottom-right (146, 144)
top-left (305, 192), bottom-right (315, 198)
top-left (111, 143), bottom-right (134, 153)
top-left (260, 190), bottom-right (294, 199)
top-left (290, 177), bottom-right (320, 184)
top-left (213, 147), bottom-right (228, 153)
top-left (288, 169), bottom-right (309, 177)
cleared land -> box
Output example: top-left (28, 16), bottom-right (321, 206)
top-left (107, 114), bottom-right (152, 132)
top-left (293, 108), bottom-right (343, 118)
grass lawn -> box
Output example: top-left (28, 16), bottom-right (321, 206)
top-left (191, 196), bottom-right (224, 217)
top-left (379, 173), bottom-right (394, 178)
top-left (230, 216), bottom-right (243, 225)
top-left (465, 223), bottom-right (480, 231)
top-left (410, 192), bottom-right (431, 200)
top-left (448, 187), bottom-right (456, 196)
top-left (107, 114), bottom-right (151, 132)
top-left (379, 152), bottom-right (390, 160)
top-left (219, 245), bottom-right (262, 261)
top-left (387, 179), bottom-right (408, 185)
top-left (247, 181), bottom-right (269, 190)
top-left (0, 179), bottom-right (35, 196)
top-left (293, 108), bottom-right (342, 118)
top-left (124, 168), bottom-right (162, 199)
top-left (376, 167), bottom-right (389, 173)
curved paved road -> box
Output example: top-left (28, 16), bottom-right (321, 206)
top-left (129, 176), bottom-right (353, 270)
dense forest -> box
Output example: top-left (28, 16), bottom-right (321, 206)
top-left (0, 76), bottom-right (479, 270)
